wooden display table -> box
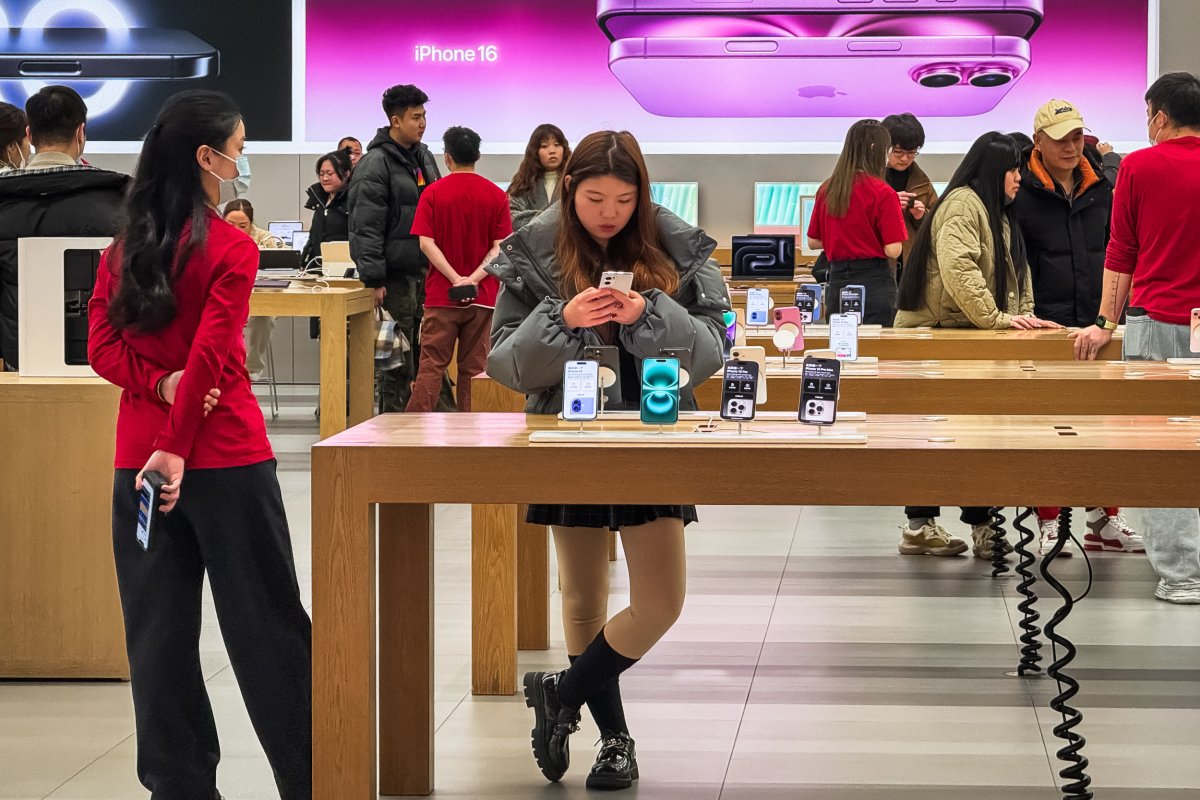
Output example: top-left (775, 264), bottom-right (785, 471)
top-left (745, 325), bottom-right (1125, 360)
top-left (0, 375), bottom-right (127, 678)
top-left (250, 285), bottom-right (374, 439)
top-left (311, 413), bottom-right (1200, 798)
top-left (473, 359), bottom-right (1199, 416)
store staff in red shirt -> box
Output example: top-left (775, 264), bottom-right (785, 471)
top-left (1072, 72), bottom-right (1200, 605)
top-left (807, 118), bottom-right (908, 325)
top-left (406, 126), bottom-right (512, 412)
top-left (87, 90), bottom-right (312, 797)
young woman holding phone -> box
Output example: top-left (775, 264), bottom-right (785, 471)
top-left (487, 130), bottom-right (730, 790)
top-left (88, 90), bottom-right (311, 800)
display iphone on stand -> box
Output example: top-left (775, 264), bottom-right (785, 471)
top-left (746, 287), bottom-right (771, 327)
top-left (640, 357), bottom-right (681, 426)
top-left (795, 289), bottom-right (816, 324)
top-left (729, 345), bottom-right (768, 403)
top-left (562, 360), bottom-right (601, 422)
top-left (839, 284), bottom-right (866, 323)
top-left (798, 356), bottom-right (842, 426)
top-left (721, 359), bottom-right (760, 422)
top-left (583, 346), bottom-right (621, 409)
top-left (829, 313), bottom-right (859, 361)
top-left (773, 306), bottom-right (804, 352)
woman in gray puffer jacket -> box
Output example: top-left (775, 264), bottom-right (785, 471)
top-left (487, 131), bottom-right (729, 792)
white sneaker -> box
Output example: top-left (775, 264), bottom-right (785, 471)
top-left (1084, 512), bottom-right (1145, 553)
top-left (1038, 519), bottom-right (1073, 558)
top-left (898, 523), bottom-right (968, 557)
top-left (970, 523), bottom-right (1012, 560)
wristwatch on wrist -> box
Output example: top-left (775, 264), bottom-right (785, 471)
top-left (1095, 315), bottom-right (1118, 331)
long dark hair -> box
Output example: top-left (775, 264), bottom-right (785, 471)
top-left (555, 130), bottom-right (677, 298)
top-left (897, 132), bottom-right (1026, 313)
top-left (508, 124), bottom-right (571, 200)
top-left (0, 102), bottom-right (26, 168)
top-left (108, 91), bottom-right (243, 332)
top-left (821, 119), bottom-right (890, 217)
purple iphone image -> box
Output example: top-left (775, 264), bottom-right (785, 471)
top-left (598, 0), bottom-right (1044, 40)
top-left (608, 35), bottom-right (1030, 117)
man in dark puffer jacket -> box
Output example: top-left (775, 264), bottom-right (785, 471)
top-left (0, 85), bottom-right (127, 370)
top-left (348, 83), bottom-right (453, 410)
top-left (1013, 99), bottom-right (1114, 328)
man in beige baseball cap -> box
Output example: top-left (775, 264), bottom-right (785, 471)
top-left (1031, 99), bottom-right (1090, 196)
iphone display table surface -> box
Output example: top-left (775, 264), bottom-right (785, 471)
top-left (746, 325), bottom-right (1125, 359)
top-left (311, 412), bottom-right (1200, 799)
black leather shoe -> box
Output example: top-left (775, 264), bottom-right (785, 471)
top-left (586, 732), bottom-right (639, 790)
top-left (523, 670), bottom-right (580, 782)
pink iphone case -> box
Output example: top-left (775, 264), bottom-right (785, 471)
top-left (608, 35), bottom-right (1030, 117)
top-left (598, 0), bottom-right (1044, 40)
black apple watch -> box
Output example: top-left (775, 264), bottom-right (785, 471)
top-left (1095, 315), bottom-right (1118, 331)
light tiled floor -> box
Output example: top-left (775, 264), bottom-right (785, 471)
top-left (3, 389), bottom-right (1199, 799)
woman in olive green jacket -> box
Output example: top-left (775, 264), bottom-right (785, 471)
top-left (894, 132), bottom-right (1059, 331)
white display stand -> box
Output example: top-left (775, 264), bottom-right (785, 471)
top-left (801, 323), bottom-right (885, 338)
top-left (17, 237), bottom-right (112, 378)
top-left (557, 410), bottom-right (866, 424)
top-left (531, 427), bottom-right (867, 445)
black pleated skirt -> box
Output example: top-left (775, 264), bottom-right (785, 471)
top-left (527, 504), bottom-right (698, 530)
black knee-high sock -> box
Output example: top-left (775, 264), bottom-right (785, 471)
top-left (568, 654), bottom-right (629, 737)
top-left (557, 628), bottom-right (637, 724)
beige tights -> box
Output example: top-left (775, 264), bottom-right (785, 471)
top-left (552, 517), bottom-right (687, 659)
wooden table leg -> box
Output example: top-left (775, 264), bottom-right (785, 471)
top-left (517, 508), bottom-right (549, 651)
top-left (472, 504), bottom-right (517, 695)
top-left (318, 307), bottom-right (349, 440)
top-left (347, 308), bottom-right (375, 428)
top-left (312, 451), bottom-right (376, 800)
top-left (379, 503), bottom-right (435, 796)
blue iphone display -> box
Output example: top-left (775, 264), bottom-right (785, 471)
top-left (640, 357), bottom-right (680, 425)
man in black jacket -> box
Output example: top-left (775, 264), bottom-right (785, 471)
top-left (1013, 99), bottom-right (1114, 328)
top-left (0, 85), bottom-right (127, 371)
top-left (348, 83), bottom-right (453, 411)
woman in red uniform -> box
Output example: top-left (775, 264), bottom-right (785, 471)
top-left (88, 90), bottom-right (311, 800)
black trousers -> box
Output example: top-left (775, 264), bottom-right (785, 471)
top-left (112, 460), bottom-right (312, 800)
top-left (905, 506), bottom-right (992, 526)
top-left (827, 259), bottom-right (897, 327)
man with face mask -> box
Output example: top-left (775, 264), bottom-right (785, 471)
top-left (348, 83), bottom-right (454, 412)
top-left (0, 85), bottom-right (127, 370)
top-left (1072, 72), bottom-right (1200, 604)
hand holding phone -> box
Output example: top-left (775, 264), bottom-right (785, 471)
top-left (897, 191), bottom-right (913, 209)
top-left (136, 470), bottom-right (168, 552)
top-left (563, 287), bottom-right (621, 330)
top-left (1191, 309), bottom-right (1200, 353)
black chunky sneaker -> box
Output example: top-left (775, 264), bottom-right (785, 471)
top-left (523, 670), bottom-right (581, 782)
top-left (586, 732), bottom-right (639, 790)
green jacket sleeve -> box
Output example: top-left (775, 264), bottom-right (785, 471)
top-left (487, 284), bottom-right (592, 395)
top-left (936, 207), bottom-right (1011, 330)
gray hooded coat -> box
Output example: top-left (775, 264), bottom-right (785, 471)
top-left (486, 204), bottom-right (731, 414)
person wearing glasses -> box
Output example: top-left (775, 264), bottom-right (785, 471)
top-left (881, 113), bottom-right (939, 271)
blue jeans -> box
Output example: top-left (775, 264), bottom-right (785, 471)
top-left (1124, 314), bottom-right (1200, 588)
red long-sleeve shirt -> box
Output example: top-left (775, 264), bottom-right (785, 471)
top-left (88, 210), bottom-right (273, 469)
top-left (1105, 136), bottom-right (1200, 325)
